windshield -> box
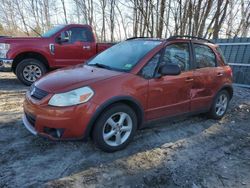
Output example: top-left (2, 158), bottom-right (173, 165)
top-left (88, 40), bottom-right (162, 71)
top-left (42, 25), bottom-right (66, 38)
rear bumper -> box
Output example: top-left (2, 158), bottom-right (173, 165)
top-left (0, 58), bottom-right (13, 72)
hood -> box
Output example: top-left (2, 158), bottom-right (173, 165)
top-left (35, 65), bottom-right (124, 93)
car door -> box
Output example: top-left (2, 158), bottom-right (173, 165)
top-left (53, 27), bottom-right (96, 67)
top-left (191, 43), bottom-right (218, 112)
top-left (143, 42), bottom-right (194, 121)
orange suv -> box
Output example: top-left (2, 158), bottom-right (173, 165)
top-left (23, 36), bottom-right (233, 152)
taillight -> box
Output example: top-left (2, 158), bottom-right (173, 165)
top-left (227, 67), bottom-right (233, 78)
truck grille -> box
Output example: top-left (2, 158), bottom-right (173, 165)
top-left (30, 85), bottom-right (48, 100)
top-left (25, 112), bottom-right (36, 127)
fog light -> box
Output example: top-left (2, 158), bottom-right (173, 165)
top-left (44, 127), bottom-right (64, 138)
top-left (56, 129), bottom-right (64, 138)
top-left (0, 61), bottom-right (3, 66)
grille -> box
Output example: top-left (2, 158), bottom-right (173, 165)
top-left (30, 85), bottom-right (48, 100)
top-left (25, 112), bottom-right (36, 127)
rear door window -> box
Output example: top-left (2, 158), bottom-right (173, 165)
top-left (161, 43), bottom-right (191, 71)
top-left (194, 44), bottom-right (216, 68)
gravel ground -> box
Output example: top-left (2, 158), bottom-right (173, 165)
top-left (0, 72), bottom-right (250, 188)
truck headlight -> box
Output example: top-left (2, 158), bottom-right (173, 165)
top-left (48, 87), bottom-right (94, 107)
top-left (0, 43), bottom-right (10, 58)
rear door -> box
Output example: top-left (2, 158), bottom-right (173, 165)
top-left (143, 42), bottom-right (194, 120)
top-left (191, 43), bottom-right (218, 111)
top-left (53, 27), bottom-right (96, 67)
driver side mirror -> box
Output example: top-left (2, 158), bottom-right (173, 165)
top-left (159, 64), bottom-right (181, 76)
top-left (56, 31), bottom-right (69, 44)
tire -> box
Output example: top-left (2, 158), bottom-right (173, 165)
top-left (208, 90), bottom-right (230, 119)
top-left (16, 58), bottom-right (47, 86)
top-left (92, 103), bottom-right (138, 152)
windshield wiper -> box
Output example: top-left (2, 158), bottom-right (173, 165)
top-left (91, 63), bottom-right (112, 70)
top-left (88, 63), bottom-right (126, 72)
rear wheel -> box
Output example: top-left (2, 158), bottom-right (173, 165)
top-left (92, 104), bottom-right (137, 152)
top-left (209, 90), bottom-right (230, 119)
top-left (16, 58), bottom-right (47, 86)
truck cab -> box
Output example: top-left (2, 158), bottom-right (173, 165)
top-left (0, 24), bottom-right (113, 85)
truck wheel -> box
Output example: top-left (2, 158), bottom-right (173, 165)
top-left (92, 104), bottom-right (137, 152)
top-left (208, 90), bottom-right (230, 119)
top-left (16, 58), bottom-right (47, 86)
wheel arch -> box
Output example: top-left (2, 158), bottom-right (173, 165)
top-left (84, 96), bottom-right (145, 140)
top-left (207, 84), bottom-right (234, 112)
top-left (219, 84), bottom-right (233, 100)
top-left (12, 51), bottom-right (49, 73)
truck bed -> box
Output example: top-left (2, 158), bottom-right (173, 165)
top-left (96, 42), bottom-right (115, 53)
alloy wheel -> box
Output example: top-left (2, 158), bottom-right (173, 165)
top-left (102, 112), bottom-right (133, 147)
top-left (215, 93), bottom-right (228, 116)
top-left (23, 64), bottom-right (42, 82)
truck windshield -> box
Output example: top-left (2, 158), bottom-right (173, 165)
top-left (88, 40), bottom-right (162, 72)
top-left (42, 25), bottom-right (66, 38)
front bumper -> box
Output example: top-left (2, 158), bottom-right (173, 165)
top-left (22, 114), bottom-right (38, 135)
top-left (22, 93), bottom-right (99, 140)
top-left (0, 58), bottom-right (13, 72)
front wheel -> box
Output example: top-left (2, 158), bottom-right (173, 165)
top-left (92, 104), bottom-right (137, 152)
top-left (209, 90), bottom-right (230, 119)
top-left (16, 58), bottom-right (47, 86)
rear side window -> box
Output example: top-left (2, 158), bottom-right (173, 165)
top-left (161, 43), bottom-right (190, 71)
top-left (194, 44), bottom-right (216, 68)
top-left (216, 47), bottom-right (228, 65)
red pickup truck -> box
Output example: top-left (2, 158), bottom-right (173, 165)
top-left (0, 24), bottom-right (113, 85)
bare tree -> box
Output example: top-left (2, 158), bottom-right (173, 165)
top-left (1, 0), bottom-right (250, 40)
top-left (61, 0), bottom-right (68, 24)
top-left (109, 0), bottom-right (115, 42)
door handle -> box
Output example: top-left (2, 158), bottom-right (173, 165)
top-left (217, 72), bottom-right (223, 77)
top-left (185, 77), bottom-right (194, 82)
top-left (49, 43), bottom-right (55, 55)
top-left (83, 45), bottom-right (91, 50)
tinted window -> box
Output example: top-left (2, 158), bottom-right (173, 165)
top-left (161, 43), bottom-right (190, 71)
top-left (140, 53), bottom-right (161, 79)
top-left (88, 40), bottom-right (161, 72)
top-left (64, 27), bottom-right (94, 43)
top-left (194, 44), bottom-right (216, 68)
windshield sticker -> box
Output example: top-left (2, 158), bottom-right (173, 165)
top-left (124, 64), bottom-right (133, 69)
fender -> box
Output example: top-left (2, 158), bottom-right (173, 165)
top-left (10, 48), bottom-right (51, 71)
top-left (9, 47), bottom-right (49, 60)
top-left (83, 96), bottom-right (145, 140)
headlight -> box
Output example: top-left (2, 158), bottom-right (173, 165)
top-left (48, 87), bottom-right (94, 107)
top-left (0, 43), bottom-right (10, 58)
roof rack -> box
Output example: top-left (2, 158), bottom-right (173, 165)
top-left (168, 35), bottom-right (214, 44)
top-left (126, 37), bottom-right (152, 40)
